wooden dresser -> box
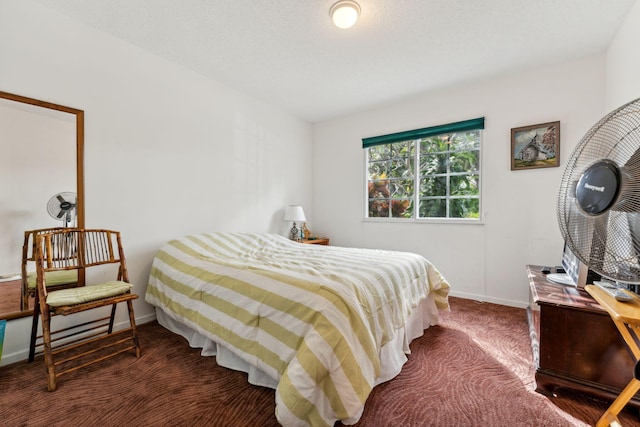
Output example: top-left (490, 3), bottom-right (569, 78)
top-left (527, 265), bottom-right (640, 406)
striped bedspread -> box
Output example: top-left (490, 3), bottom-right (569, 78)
top-left (145, 232), bottom-right (450, 426)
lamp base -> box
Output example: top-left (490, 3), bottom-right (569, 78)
top-left (289, 222), bottom-right (300, 241)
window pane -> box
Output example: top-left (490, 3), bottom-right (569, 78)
top-left (450, 131), bottom-right (480, 151)
top-left (450, 174), bottom-right (479, 196)
top-left (369, 199), bottom-right (389, 217)
top-left (449, 150), bottom-right (479, 173)
top-left (435, 153), bottom-right (449, 174)
top-left (368, 160), bottom-right (388, 178)
top-left (391, 199), bottom-right (412, 218)
top-left (419, 198), bottom-right (446, 218)
top-left (420, 176), bottom-right (446, 197)
top-left (390, 179), bottom-right (414, 198)
top-left (390, 141), bottom-right (414, 158)
top-left (419, 154), bottom-right (434, 173)
top-left (450, 198), bottom-right (479, 218)
top-left (420, 136), bottom-right (450, 153)
top-left (368, 179), bottom-right (390, 199)
top-left (389, 157), bottom-right (414, 178)
top-left (368, 144), bottom-right (391, 161)
top-left (420, 153), bottom-right (449, 174)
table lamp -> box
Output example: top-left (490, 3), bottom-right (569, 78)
top-left (284, 205), bottom-right (306, 241)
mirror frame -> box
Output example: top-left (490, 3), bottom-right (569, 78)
top-left (0, 90), bottom-right (84, 320)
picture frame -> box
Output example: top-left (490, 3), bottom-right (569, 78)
top-left (511, 121), bottom-right (560, 170)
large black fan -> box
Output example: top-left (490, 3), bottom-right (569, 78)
top-left (557, 98), bottom-right (640, 284)
top-left (47, 192), bottom-right (77, 227)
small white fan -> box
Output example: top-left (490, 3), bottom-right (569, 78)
top-left (47, 192), bottom-right (77, 227)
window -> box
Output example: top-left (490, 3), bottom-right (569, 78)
top-left (364, 117), bottom-right (484, 221)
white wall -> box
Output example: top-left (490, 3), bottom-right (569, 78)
top-left (606, 0), bottom-right (640, 109)
top-left (0, 0), bottom-right (312, 365)
top-left (312, 56), bottom-right (607, 307)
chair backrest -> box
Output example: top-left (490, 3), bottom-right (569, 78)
top-left (22, 227), bottom-right (69, 273)
top-left (35, 229), bottom-right (128, 297)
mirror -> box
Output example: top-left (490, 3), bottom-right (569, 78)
top-left (0, 90), bottom-right (84, 320)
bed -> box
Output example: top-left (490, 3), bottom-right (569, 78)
top-left (145, 232), bottom-right (450, 427)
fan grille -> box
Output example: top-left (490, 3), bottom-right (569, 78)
top-left (46, 192), bottom-right (77, 226)
top-left (558, 98), bottom-right (640, 283)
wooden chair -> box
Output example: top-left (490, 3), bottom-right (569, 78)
top-left (21, 227), bottom-right (80, 311)
top-left (29, 228), bottom-right (141, 391)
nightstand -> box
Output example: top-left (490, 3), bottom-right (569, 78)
top-left (300, 238), bottom-right (330, 246)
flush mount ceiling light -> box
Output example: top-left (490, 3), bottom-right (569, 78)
top-left (330, 0), bottom-right (360, 29)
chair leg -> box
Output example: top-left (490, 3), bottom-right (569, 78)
top-left (127, 300), bottom-right (141, 358)
top-left (40, 309), bottom-right (57, 391)
top-left (28, 293), bottom-right (41, 363)
top-left (108, 304), bottom-right (117, 334)
top-left (20, 288), bottom-right (29, 312)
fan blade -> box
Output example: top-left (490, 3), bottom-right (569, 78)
top-left (56, 194), bottom-right (66, 203)
top-left (57, 210), bottom-right (66, 219)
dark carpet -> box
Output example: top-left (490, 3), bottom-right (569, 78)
top-left (1, 297), bottom-right (639, 426)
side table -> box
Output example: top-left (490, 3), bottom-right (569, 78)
top-left (586, 284), bottom-right (640, 427)
top-left (300, 238), bottom-right (330, 246)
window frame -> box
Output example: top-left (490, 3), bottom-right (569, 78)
top-left (363, 118), bottom-right (484, 224)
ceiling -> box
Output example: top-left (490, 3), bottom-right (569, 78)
top-left (32, 0), bottom-right (636, 123)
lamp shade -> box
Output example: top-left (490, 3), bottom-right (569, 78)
top-left (330, 0), bottom-right (360, 29)
top-left (284, 205), bottom-right (306, 222)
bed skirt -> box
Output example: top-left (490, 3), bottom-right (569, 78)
top-left (155, 290), bottom-right (440, 392)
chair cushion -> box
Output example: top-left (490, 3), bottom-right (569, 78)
top-left (27, 270), bottom-right (78, 289)
top-left (46, 281), bottom-right (133, 307)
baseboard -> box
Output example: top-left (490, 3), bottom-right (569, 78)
top-left (448, 290), bottom-right (528, 309)
top-left (137, 311), bottom-right (157, 326)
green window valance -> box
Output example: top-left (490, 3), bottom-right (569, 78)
top-left (362, 117), bottom-right (485, 148)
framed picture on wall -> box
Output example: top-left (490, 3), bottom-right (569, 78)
top-left (511, 121), bottom-right (560, 170)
